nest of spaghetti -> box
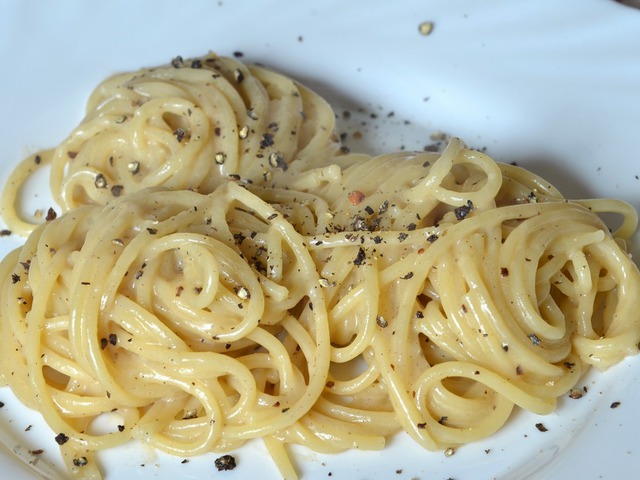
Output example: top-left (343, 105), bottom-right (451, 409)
top-left (1, 139), bottom-right (639, 478)
top-left (2, 52), bottom-right (339, 236)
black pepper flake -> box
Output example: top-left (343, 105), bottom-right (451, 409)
top-left (416, 311), bottom-right (424, 319)
top-left (260, 133), bottom-right (275, 149)
top-left (398, 232), bottom-right (409, 242)
top-left (0, 229), bottom-right (11, 236)
top-left (427, 234), bottom-right (438, 243)
top-left (269, 152), bottom-right (288, 171)
top-left (500, 267), bottom-right (509, 277)
top-left (378, 200), bottom-right (389, 215)
top-left (108, 333), bottom-right (118, 346)
top-left (110, 185), bottom-right (123, 197)
top-left (267, 213), bottom-right (278, 221)
top-left (0, 401), bottom-right (4, 408)
top-left (233, 232), bottom-right (246, 245)
top-left (516, 365), bottom-right (524, 375)
top-left (535, 423), bottom-right (548, 432)
top-left (527, 333), bottom-right (541, 346)
top-left (454, 200), bottom-right (474, 220)
top-left (100, 338), bottom-right (108, 350)
top-left (569, 389), bottom-right (584, 399)
top-left (214, 152), bottom-right (227, 165)
top-left (353, 247), bottom-right (366, 266)
top-left (73, 457), bottom-right (88, 467)
top-left (407, 223), bottom-right (417, 231)
top-left (29, 449), bottom-right (44, 455)
top-left (11, 273), bottom-right (20, 284)
top-left (373, 236), bottom-right (382, 244)
top-left (34, 154), bottom-right (42, 165)
top-left (146, 228), bottom-right (158, 235)
top-left (171, 56), bottom-right (184, 68)
top-left (174, 128), bottom-right (187, 142)
top-left (563, 361), bottom-right (575, 369)
top-left (233, 51), bottom-right (244, 58)
top-left (94, 173), bottom-right (107, 189)
top-left (45, 208), bottom-right (57, 221)
top-left (55, 433), bottom-right (69, 445)
top-left (67, 151), bottom-right (78, 159)
top-left (191, 59), bottom-right (202, 69)
top-left (401, 272), bottom-right (414, 280)
top-left (611, 401), bottom-right (621, 409)
top-left (376, 315), bottom-right (388, 328)
top-left (234, 68), bottom-right (245, 83)
top-left (364, 205), bottom-right (375, 216)
top-left (214, 454), bottom-right (237, 471)
top-left (417, 422), bottom-right (426, 429)
top-left (351, 217), bottom-right (367, 231)
top-left (128, 161), bottom-right (140, 174)
top-left (181, 459), bottom-right (189, 464)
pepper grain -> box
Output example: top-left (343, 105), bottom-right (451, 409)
top-left (214, 454), bottom-right (237, 471)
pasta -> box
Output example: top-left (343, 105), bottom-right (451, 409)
top-left (0, 53), bottom-right (339, 237)
top-left (0, 184), bottom-right (332, 478)
top-left (1, 54), bottom-right (639, 480)
top-left (255, 138), bottom-right (640, 450)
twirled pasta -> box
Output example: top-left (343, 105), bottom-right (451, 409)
top-left (1, 52), bottom-right (639, 480)
top-left (0, 183), bottom-right (332, 478)
top-left (1, 52), bottom-right (339, 236)
top-left (254, 139), bottom-right (640, 454)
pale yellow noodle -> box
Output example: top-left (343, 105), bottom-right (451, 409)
top-left (1, 54), bottom-right (639, 480)
top-left (1, 52), bottom-right (339, 236)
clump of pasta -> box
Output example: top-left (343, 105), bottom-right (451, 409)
top-left (256, 138), bottom-right (640, 454)
top-left (1, 52), bottom-right (639, 480)
top-left (1, 52), bottom-right (339, 236)
top-left (2, 138), bottom-right (639, 479)
top-left (0, 183), bottom-right (332, 478)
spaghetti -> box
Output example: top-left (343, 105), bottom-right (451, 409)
top-left (0, 53), bottom-right (339, 237)
top-left (0, 55), bottom-right (639, 480)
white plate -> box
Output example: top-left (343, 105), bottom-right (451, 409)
top-left (1, 1), bottom-right (639, 478)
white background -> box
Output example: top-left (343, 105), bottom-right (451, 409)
top-left (0, 1), bottom-right (639, 478)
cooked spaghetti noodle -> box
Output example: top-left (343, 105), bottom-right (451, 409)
top-left (0, 54), bottom-right (639, 480)
top-left (0, 52), bottom-right (339, 236)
